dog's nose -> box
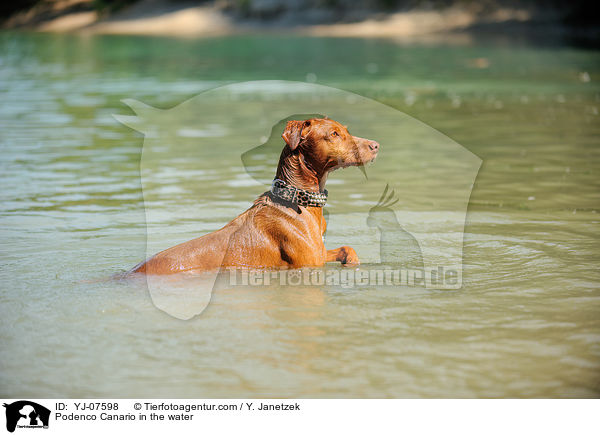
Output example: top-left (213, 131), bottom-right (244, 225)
top-left (368, 140), bottom-right (380, 152)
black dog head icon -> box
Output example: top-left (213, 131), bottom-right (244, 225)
top-left (3, 401), bottom-right (50, 433)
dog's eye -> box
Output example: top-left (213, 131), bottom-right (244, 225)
top-left (331, 131), bottom-right (339, 137)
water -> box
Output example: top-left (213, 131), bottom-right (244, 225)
top-left (1, 32), bottom-right (599, 398)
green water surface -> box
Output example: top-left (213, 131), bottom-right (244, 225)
top-left (0, 32), bottom-right (599, 397)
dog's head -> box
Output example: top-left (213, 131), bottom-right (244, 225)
top-left (282, 117), bottom-right (379, 175)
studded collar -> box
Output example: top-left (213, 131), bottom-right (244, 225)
top-left (271, 179), bottom-right (328, 207)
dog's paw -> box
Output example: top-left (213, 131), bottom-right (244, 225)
top-left (338, 246), bottom-right (360, 266)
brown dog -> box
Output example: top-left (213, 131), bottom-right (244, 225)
top-left (131, 117), bottom-right (379, 274)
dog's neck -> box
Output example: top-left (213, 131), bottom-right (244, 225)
top-left (275, 148), bottom-right (327, 193)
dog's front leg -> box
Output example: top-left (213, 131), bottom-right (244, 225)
top-left (326, 246), bottom-right (360, 266)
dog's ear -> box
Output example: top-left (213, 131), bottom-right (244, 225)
top-left (282, 120), bottom-right (310, 150)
